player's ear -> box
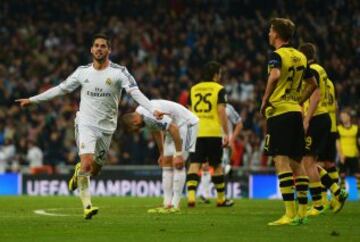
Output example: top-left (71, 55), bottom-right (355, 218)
top-left (274, 31), bottom-right (279, 40)
top-left (132, 113), bottom-right (141, 125)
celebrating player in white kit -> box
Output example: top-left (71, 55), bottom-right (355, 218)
top-left (16, 33), bottom-right (163, 219)
top-left (121, 100), bottom-right (199, 213)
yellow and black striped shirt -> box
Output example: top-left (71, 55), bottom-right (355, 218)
top-left (266, 44), bottom-right (313, 119)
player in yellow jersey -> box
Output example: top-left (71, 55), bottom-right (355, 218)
top-left (336, 110), bottom-right (360, 194)
top-left (260, 18), bottom-right (317, 226)
top-left (322, 77), bottom-right (343, 207)
top-left (186, 61), bottom-right (233, 208)
top-left (299, 43), bottom-right (347, 216)
top-left (321, 69), bottom-right (347, 211)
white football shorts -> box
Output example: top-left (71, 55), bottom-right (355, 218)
top-left (75, 123), bottom-right (113, 166)
top-left (163, 123), bottom-right (198, 159)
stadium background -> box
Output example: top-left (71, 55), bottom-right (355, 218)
top-left (0, 0), bottom-right (359, 199)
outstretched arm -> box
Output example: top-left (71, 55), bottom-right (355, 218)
top-left (16, 68), bottom-right (81, 107)
top-left (128, 88), bottom-right (162, 118)
top-left (121, 67), bottom-right (165, 119)
top-left (129, 89), bottom-right (169, 119)
top-left (16, 86), bottom-right (68, 107)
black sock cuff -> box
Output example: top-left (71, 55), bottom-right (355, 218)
top-left (280, 179), bottom-right (294, 187)
top-left (309, 187), bottom-right (322, 194)
top-left (278, 172), bottom-right (293, 179)
top-left (295, 177), bottom-right (309, 183)
top-left (312, 195), bottom-right (322, 201)
top-left (295, 184), bottom-right (308, 191)
top-left (298, 197), bottom-right (308, 204)
top-left (187, 173), bottom-right (200, 182)
top-left (211, 175), bottom-right (224, 184)
top-left (282, 193), bottom-right (295, 201)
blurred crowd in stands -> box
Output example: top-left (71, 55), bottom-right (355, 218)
top-left (0, 0), bottom-right (359, 173)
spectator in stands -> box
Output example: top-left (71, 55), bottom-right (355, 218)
top-left (26, 139), bottom-right (47, 174)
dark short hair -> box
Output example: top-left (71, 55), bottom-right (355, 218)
top-left (299, 42), bottom-right (316, 61)
top-left (340, 108), bottom-right (352, 117)
top-left (121, 112), bottom-right (136, 130)
top-left (270, 18), bottom-right (295, 42)
top-left (201, 61), bottom-right (221, 81)
top-left (92, 33), bottom-right (111, 48)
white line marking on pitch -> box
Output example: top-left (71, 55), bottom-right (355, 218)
top-left (34, 208), bottom-right (78, 217)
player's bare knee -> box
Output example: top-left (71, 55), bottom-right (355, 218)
top-left (80, 164), bottom-right (92, 174)
top-left (188, 163), bottom-right (200, 174)
top-left (302, 156), bottom-right (315, 167)
top-left (202, 163), bottom-right (210, 171)
top-left (213, 164), bottom-right (223, 175)
top-left (80, 154), bottom-right (94, 173)
top-left (324, 161), bottom-right (334, 169)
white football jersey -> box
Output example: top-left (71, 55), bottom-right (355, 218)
top-left (30, 62), bottom-right (139, 133)
top-left (136, 100), bottom-right (199, 131)
top-left (226, 104), bottom-right (242, 135)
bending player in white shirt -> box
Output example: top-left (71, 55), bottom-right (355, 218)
top-left (200, 103), bottom-right (242, 203)
top-left (122, 100), bottom-right (199, 213)
top-left (16, 33), bottom-right (164, 219)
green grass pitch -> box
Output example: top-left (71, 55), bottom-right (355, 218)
top-left (0, 197), bottom-right (359, 242)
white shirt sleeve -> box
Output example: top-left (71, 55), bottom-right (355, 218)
top-left (137, 107), bottom-right (172, 131)
top-left (120, 67), bottom-right (139, 91)
top-left (120, 67), bottom-right (155, 114)
top-left (227, 104), bottom-right (242, 124)
top-left (143, 115), bottom-right (172, 131)
top-left (129, 89), bottom-right (155, 114)
top-left (29, 68), bottom-right (81, 103)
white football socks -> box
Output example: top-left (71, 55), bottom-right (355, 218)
top-left (78, 173), bottom-right (92, 209)
top-left (201, 170), bottom-right (212, 198)
top-left (172, 167), bottom-right (186, 209)
top-left (162, 167), bottom-right (174, 207)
